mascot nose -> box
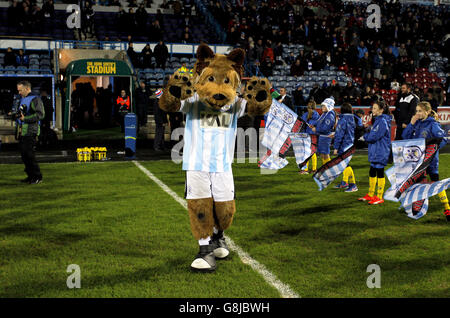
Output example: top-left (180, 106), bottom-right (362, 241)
top-left (213, 94), bottom-right (226, 101)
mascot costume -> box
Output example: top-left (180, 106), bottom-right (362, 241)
top-left (159, 44), bottom-right (273, 272)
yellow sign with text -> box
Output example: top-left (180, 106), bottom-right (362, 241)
top-left (86, 61), bottom-right (117, 75)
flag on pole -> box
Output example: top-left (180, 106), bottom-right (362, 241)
top-left (385, 138), bottom-right (448, 219)
top-left (289, 133), bottom-right (318, 168)
top-left (261, 100), bottom-right (298, 155)
top-left (384, 138), bottom-right (426, 202)
top-left (258, 153), bottom-right (289, 170)
top-left (400, 178), bottom-right (450, 212)
top-left (312, 145), bottom-right (355, 191)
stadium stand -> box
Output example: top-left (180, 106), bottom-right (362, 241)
top-left (0, 0), bottom-right (449, 137)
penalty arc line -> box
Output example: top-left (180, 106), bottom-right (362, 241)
top-left (132, 160), bottom-right (300, 299)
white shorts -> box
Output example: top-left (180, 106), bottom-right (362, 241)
top-left (185, 170), bottom-right (235, 202)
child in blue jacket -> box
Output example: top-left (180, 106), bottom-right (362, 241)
top-left (299, 100), bottom-right (320, 174)
top-left (358, 100), bottom-right (392, 205)
top-left (402, 101), bottom-right (449, 221)
top-left (312, 97), bottom-right (336, 166)
top-left (333, 102), bottom-right (358, 192)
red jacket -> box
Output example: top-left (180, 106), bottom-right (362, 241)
top-left (116, 96), bottom-right (130, 110)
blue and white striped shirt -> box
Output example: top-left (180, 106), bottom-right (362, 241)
top-left (180, 93), bottom-right (247, 172)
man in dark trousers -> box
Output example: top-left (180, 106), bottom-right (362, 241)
top-left (16, 81), bottom-right (45, 184)
top-left (394, 83), bottom-right (419, 140)
top-left (135, 81), bottom-right (151, 132)
top-left (153, 40), bottom-right (169, 69)
top-left (153, 90), bottom-right (167, 151)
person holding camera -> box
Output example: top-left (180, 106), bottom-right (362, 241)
top-left (15, 81), bottom-right (45, 184)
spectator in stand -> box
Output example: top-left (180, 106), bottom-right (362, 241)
top-left (285, 52), bottom-right (295, 66)
top-left (181, 30), bottom-right (193, 43)
top-left (357, 41), bottom-right (368, 60)
top-left (7, 1), bottom-right (20, 28)
top-left (342, 81), bottom-right (359, 105)
top-left (379, 74), bottom-right (390, 90)
top-left (419, 52), bottom-right (431, 69)
top-left (381, 60), bottom-right (393, 80)
top-left (4, 47), bottom-right (16, 67)
top-left (141, 44), bottom-right (153, 69)
top-left (260, 56), bottom-right (274, 77)
top-left (16, 49), bottom-right (29, 67)
top-left (293, 85), bottom-right (306, 110)
top-left (150, 19), bottom-right (163, 42)
top-left (127, 42), bottom-right (139, 67)
top-left (117, 7), bottom-right (127, 32)
top-left (361, 86), bottom-right (375, 105)
top-left (389, 42), bottom-right (399, 59)
top-left (262, 41), bottom-right (274, 63)
top-left (136, 3), bottom-right (149, 34)
top-left (290, 59), bottom-right (303, 77)
top-left (358, 52), bottom-right (372, 81)
top-left (125, 7), bottom-right (137, 35)
top-left (183, 0), bottom-right (193, 17)
top-left (154, 40), bottom-right (169, 69)
top-left (329, 80), bottom-right (342, 104)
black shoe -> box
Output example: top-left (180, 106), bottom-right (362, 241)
top-left (20, 177), bottom-right (31, 183)
top-left (211, 232), bottom-right (230, 259)
top-left (190, 243), bottom-right (216, 272)
top-left (29, 176), bottom-right (42, 184)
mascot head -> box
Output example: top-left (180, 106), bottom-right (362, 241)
top-left (192, 44), bottom-right (245, 110)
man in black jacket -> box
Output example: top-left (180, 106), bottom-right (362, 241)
top-left (15, 81), bottom-right (45, 184)
top-left (135, 81), bottom-right (151, 131)
top-left (394, 83), bottom-right (419, 140)
top-left (153, 91), bottom-right (167, 151)
top-left (279, 87), bottom-right (293, 111)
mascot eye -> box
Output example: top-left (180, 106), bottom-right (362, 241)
top-left (224, 77), bottom-right (230, 84)
top-left (208, 76), bottom-right (214, 82)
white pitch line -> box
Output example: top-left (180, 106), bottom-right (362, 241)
top-left (132, 160), bottom-right (300, 299)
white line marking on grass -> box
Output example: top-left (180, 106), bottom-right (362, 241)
top-left (132, 160), bottom-right (300, 298)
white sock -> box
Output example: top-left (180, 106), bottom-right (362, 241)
top-left (198, 237), bottom-right (211, 246)
top-left (213, 227), bottom-right (219, 235)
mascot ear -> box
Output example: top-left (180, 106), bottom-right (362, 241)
top-left (196, 44), bottom-right (215, 61)
top-left (195, 44), bottom-right (215, 76)
top-left (227, 48), bottom-right (245, 78)
top-left (226, 48), bottom-right (245, 66)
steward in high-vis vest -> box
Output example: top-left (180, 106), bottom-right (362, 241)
top-left (16, 81), bottom-right (45, 184)
top-left (116, 90), bottom-right (130, 132)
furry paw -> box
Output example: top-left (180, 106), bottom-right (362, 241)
top-left (159, 71), bottom-right (195, 112)
top-left (243, 76), bottom-right (273, 116)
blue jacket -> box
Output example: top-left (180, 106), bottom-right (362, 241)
top-left (401, 117), bottom-right (447, 174)
top-left (334, 113), bottom-right (355, 154)
top-left (364, 114), bottom-right (392, 166)
top-left (301, 110), bottom-right (319, 135)
top-left (315, 110), bottom-right (336, 136)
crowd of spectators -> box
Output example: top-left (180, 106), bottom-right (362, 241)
top-left (208, 0), bottom-right (450, 106)
top-left (126, 40), bottom-right (170, 69)
top-left (7, 0), bottom-right (55, 33)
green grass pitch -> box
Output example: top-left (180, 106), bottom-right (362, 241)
top-left (0, 154), bottom-right (449, 297)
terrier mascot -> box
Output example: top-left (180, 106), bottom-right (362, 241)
top-left (159, 44), bottom-right (273, 272)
